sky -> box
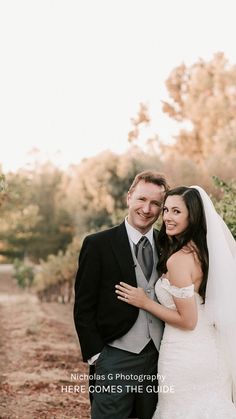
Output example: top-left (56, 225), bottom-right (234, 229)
top-left (0, 0), bottom-right (236, 172)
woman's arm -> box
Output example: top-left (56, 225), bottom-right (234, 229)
top-left (115, 251), bottom-right (198, 331)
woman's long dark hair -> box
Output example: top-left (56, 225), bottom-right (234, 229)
top-left (158, 186), bottom-right (209, 302)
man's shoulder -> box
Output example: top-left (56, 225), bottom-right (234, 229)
top-left (84, 222), bottom-right (125, 243)
top-left (153, 227), bottom-right (160, 240)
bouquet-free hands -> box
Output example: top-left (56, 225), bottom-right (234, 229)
top-left (115, 282), bottom-right (150, 309)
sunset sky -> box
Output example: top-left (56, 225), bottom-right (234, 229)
top-left (1, 0), bottom-right (236, 172)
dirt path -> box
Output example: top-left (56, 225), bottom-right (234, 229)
top-left (0, 266), bottom-right (90, 419)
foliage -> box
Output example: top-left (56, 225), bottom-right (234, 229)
top-left (65, 147), bottom-right (163, 234)
top-left (162, 53), bottom-right (236, 162)
top-left (212, 177), bottom-right (236, 239)
top-left (33, 235), bottom-right (82, 302)
top-left (0, 174), bottom-right (8, 207)
top-left (13, 258), bottom-right (34, 288)
top-left (0, 163), bottom-right (74, 261)
top-left (128, 103), bottom-right (150, 143)
top-left (1, 53), bottom-right (236, 301)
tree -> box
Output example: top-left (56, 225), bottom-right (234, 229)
top-left (162, 53), bottom-right (236, 162)
top-left (0, 174), bottom-right (8, 207)
top-left (213, 177), bottom-right (236, 239)
top-left (128, 103), bottom-right (150, 143)
top-left (64, 148), bottom-right (163, 234)
top-left (0, 164), bottom-right (74, 261)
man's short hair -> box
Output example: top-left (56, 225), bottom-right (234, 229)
top-left (129, 170), bottom-right (169, 193)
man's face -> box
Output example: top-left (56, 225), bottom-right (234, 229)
top-left (127, 180), bottom-right (165, 234)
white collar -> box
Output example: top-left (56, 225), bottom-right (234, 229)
top-left (125, 217), bottom-right (154, 246)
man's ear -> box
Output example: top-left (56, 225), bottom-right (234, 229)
top-left (127, 191), bottom-right (131, 206)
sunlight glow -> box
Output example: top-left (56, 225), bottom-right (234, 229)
top-left (1, 0), bottom-right (236, 172)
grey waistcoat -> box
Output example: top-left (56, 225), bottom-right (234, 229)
top-left (109, 243), bottom-right (164, 353)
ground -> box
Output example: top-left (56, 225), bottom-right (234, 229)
top-left (0, 265), bottom-right (90, 419)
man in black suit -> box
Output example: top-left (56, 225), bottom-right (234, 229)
top-left (74, 170), bottom-right (169, 419)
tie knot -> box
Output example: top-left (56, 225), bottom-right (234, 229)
top-left (138, 236), bottom-right (149, 246)
top-left (136, 236), bottom-right (150, 257)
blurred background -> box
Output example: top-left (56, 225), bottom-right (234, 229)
top-left (0, 1), bottom-right (236, 417)
top-left (1, 0), bottom-right (236, 296)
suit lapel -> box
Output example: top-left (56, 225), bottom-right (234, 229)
top-left (153, 228), bottom-right (162, 276)
top-left (153, 228), bottom-right (160, 255)
top-left (110, 222), bottom-right (137, 286)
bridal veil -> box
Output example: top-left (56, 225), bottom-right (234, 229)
top-left (191, 185), bottom-right (236, 403)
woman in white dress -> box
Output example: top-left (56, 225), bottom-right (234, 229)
top-left (116, 186), bottom-right (236, 418)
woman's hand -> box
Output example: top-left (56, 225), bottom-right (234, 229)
top-left (115, 282), bottom-right (150, 309)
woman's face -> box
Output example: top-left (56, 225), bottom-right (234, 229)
top-left (163, 195), bottom-right (189, 237)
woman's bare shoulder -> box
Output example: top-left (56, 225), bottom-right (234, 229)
top-left (167, 248), bottom-right (194, 267)
top-left (166, 250), bottom-right (196, 288)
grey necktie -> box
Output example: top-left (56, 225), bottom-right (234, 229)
top-left (135, 236), bottom-right (154, 280)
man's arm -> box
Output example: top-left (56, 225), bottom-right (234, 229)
top-left (73, 235), bottom-right (105, 361)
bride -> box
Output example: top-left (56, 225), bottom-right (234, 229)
top-left (116, 186), bottom-right (236, 418)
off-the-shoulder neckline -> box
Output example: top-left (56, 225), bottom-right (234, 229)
top-left (160, 277), bottom-right (200, 296)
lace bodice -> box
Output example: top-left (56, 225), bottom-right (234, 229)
top-left (155, 277), bottom-right (195, 310)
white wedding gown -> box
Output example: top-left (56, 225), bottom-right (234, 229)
top-left (153, 277), bottom-right (236, 419)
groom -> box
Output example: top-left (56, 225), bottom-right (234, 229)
top-left (73, 170), bottom-right (168, 419)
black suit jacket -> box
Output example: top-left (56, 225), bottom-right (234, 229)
top-left (73, 221), bottom-right (159, 361)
